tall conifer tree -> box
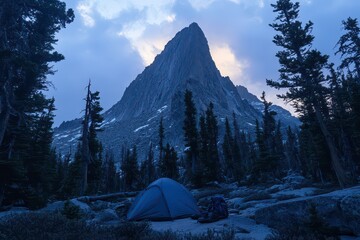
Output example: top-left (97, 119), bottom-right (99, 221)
top-left (183, 90), bottom-right (199, 184)
top-left (267, 0), bottom-right (350, 187)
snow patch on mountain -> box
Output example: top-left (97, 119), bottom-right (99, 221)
top-left (134, 124), bottom-right (149, 132)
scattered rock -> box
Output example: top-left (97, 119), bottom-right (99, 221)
top-left (282, 172), bottom-right (310, 189)
top-left (228, 209), bottom-right (240, 214)
top-left (228, 187), bottom-right (256, 198)
top-left (89, 200), bottom-right (111, 211)
top-left (227, 198), bottom-right (244, 209)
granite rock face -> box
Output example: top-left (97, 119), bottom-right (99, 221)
top-left (53, 23), bottom-right (299, 159)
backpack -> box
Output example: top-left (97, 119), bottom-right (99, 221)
top-left (208, 196), bottom-right (228, 219)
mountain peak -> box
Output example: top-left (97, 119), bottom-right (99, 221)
top-left (168, 22), bottom-right (207, 51)
top-left (188, 22), bottom-right (202, 32)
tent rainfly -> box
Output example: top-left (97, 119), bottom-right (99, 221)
top-left (127, 178), bottom-right (200, 221)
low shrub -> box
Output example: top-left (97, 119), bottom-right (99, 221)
top-left (265, 204), bottom-right (340, 240)
top-left (0, 213), bottom-right (92, 240)
top-left (182, 229), bottom-right (236, 240)
top-left (0, 212), bottom-right (237, 240)
top-left (265, 225), bottom-right (339, 240)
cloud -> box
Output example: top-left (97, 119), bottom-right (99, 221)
top-left (95, 0), bottom-right (130, 20)
top-left (119, 23), bottom-right (169, 66)
top-left (77, 1), bottom-right (95, 27)
top-left (230, 0), bottom-right (265, 8)
top-left (188, 0), bottom-right (265, 11)
top-left (76, 0), bottom-right (176, 66)
top-left (210, 44), bottom-right (249, 83)
top-left (77, 0), bottom-right (176, 25)
top-left (188, 0), bottom-right (216, 11)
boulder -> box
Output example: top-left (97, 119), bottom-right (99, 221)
top-left (69, 199), bottom-right (92, 215)
top-left (340, 194), bottom-right (360, 235)
top-left (254, 186), bottom-right (360, 236)
top-left (91, 209), bottom-right (119, 223)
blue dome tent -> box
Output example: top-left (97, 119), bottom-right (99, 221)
top-left (127, 178), bottom-right (200, 221)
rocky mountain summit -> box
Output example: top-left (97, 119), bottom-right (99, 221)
top-left (53, 22), bottom-right (299, 159)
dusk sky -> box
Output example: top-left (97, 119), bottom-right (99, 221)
top-left (48, 0), bottom-right (360, 126)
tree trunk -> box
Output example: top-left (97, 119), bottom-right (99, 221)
top-left (77, 191), bottom-right (138, 203)
top-left (314, 106), bottom-right (349, 188)
top-left (0, 101), bottom-right (10, 146)
top-left (0, 75), bottom-right (13, 146)
top-left (80, 81), bottom-right (91, 195)
top-left (0, 184), bottom-right (4, 208)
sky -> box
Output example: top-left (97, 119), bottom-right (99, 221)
top-left (48, 0), bottom-right (360, 127)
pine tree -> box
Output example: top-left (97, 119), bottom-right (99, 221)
top-left (0, 0), bottom-right (73, 206)
top-left (299, 122), bottom-right (333, 183)
top-left (158, 143), bottom-right (179, 180)
top-left (336, 17), bottom-right (360, 77)
top-left (61, 146), bottom-right (82, 198)
top-left (53, 153), bottom-right (66, 195)
top-left (253, 93), bottom-right (282, 181)
top-left (197, 115), bottom-right (208, 186)
top-left (233, 114), bottom-right (246, 179)
top-left (274, 121), bottom-right (285, 174)
top-left (101, 150), bottom-right (117, 193)
top-left (253, 119), bottom-right (266, 182)
top-left (121, 146), bottom-right (139, 191)
top-left (284, 126), bottom-right (300, 172)
top-left (146, 144), bottom-right (156, 184)
top-left (222, 118), bottom-right (234, 180)
top-left (87, 91), bottom-right (104, 194)
top-left (0, 0), bottom-right (74, 146)
top-left (267, 0), bottom-right (350, 187)
top-left (327, 66), bottom-right (356, 176)
top-left (222, 117), bottom-right (244, 182)
top-left (232, 134), bottom-right (243, 181)
top-left (183, 90), bottom-right (199, 185)
top-left (204, 102), bottom-right (221, 182)
top-left (336, 17), bottom-right (360, 171)
top-left (78, 82), bottom-right (104, 195)
top-left (140, 144), bottom-right (156, 187)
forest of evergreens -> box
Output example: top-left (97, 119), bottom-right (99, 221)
top-left (0, 0), bottom-right (359, 210)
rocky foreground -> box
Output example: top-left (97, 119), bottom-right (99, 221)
top-left (1, 175), bottom-right (359, 240)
